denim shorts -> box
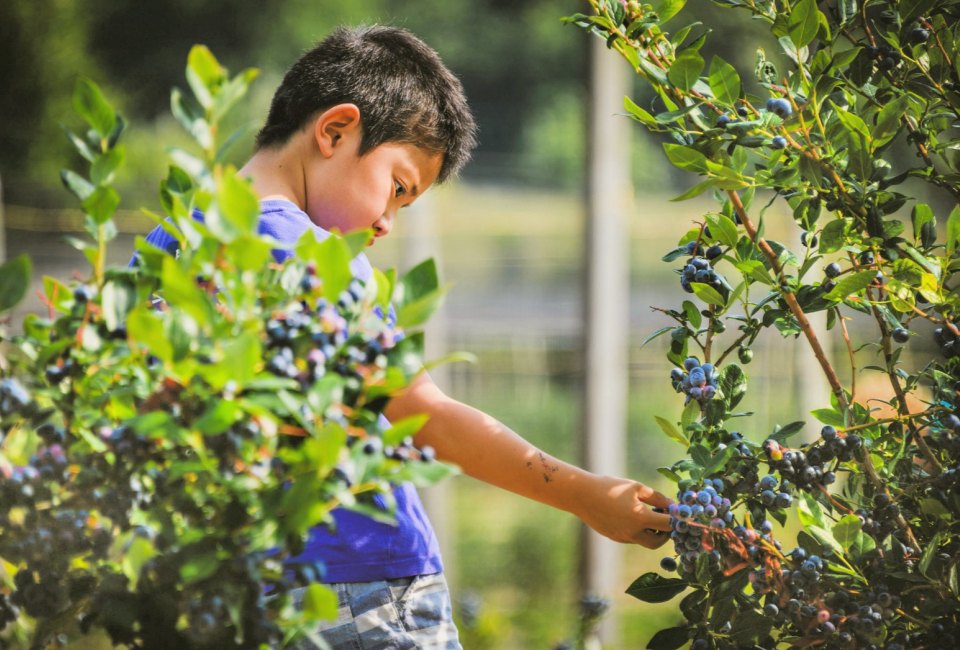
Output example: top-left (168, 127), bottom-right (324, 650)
top-left (290, 572), bottom-right (462, 650)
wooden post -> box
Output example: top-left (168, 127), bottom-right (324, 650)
top-left (579, 34), bottom-right (632, 644)
top-left (399, 193), bottom-right (456, 589)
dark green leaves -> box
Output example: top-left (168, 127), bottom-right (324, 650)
top-left (668, 50), bottom-right (704, 92)
top-left (0, 254), bottom-right (31, 312)
top-left (626, 573), bottom-right (688, 602)
top-left (73, 77), bottom-right (117, 142)
top-left (708, 56), bottom-right (741, 105)
top-left (393, 259), bottom-right (447, 329)
top-left (788, 0), bottom-right (823, 48)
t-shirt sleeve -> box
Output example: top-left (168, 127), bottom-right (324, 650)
top-left (128, 221), bottom-right (181, 267)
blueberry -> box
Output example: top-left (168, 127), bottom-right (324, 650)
top-left (766, 97), bottom-right (793, 118)
top-left (764, 603), bottom-right (779, 616)
top-left (801, 231), bottom-right (818, 248)
top-left (706, 244), bottom-right (722, 260)
top-left (774, 492), bottom-right (792, 508)
top-left (759, 475), bottom-right (778, 490)
top-left (891, 327), bottom-right (910, 343)
top-left (909, 27), bottom-right (930, 44)
top-left (859, 251), bottom-right (875, 265)
top-left (821, 425), bottom-right (837, 440)
top-left (737, 105), bottom-right (749, 117)
top-left (716, 113), bottom-right (732, 127)
top-left (660, 556), bottom-right (678, 572)
top-left (683, 357), bottom-right (701, 371)
top-left (771, 135), bottom-right (788, 149)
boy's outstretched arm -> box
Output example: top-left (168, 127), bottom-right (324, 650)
top-left (385, 372), bottom-right (673, 549)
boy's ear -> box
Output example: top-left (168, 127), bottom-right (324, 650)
top-left (314, 103), bottom-right (362, 157)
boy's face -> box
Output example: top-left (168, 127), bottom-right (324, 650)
top-left (305, 128), bottom-right (443, 245)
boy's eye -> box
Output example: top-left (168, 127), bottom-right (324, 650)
top-left (394, 180), bottom-right (406, 197)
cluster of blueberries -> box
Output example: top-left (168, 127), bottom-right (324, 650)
top-left (661, 479), bottom-right (733, 576)
top-left (761, 425), bottom-right (864, 491)
top-left (678, 245), bottom-right (727, 297)
top-left (670, 356), bottom-right (719, 404)
top-left (0, 378), bottom-right (32, 419)
top-left (265, 276), bottom-right (397, 395)
top-left (714, 97), bottom-right (792, 150)
top-left (934, 324), bottom-right (959, 359)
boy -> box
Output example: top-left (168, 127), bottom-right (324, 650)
top-left (143, 25), bottom-right (672, 649)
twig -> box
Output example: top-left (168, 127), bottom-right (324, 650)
top-left (727, 191), bottom-right (848, 412)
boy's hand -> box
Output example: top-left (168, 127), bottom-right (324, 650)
top-left (577, 475), bottom-right (673, 549)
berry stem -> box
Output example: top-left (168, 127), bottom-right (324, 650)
top-left (727, 190), bottom-right (848, 412)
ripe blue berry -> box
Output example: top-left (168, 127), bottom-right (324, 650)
top-left (824, 262), bottom-right (841, 278)
top-left (766, 97), bottom-right (793, 118)
top-left (771, 135), bottom-right (788, 149)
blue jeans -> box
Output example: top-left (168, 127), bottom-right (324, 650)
top-left (291, 573), bottom-right (462, 650)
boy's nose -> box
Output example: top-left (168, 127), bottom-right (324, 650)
top-left (373, 213), bottom-right (393, 238)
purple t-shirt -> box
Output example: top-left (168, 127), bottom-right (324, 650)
top-left (138, 198), bottom-right (443, 583)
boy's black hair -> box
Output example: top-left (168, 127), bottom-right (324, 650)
top-left (256, 25), bottom-right (477, 183)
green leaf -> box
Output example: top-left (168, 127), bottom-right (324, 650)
top-left (832, 514), bottom-right (862, 550)
top-left (824, 269), bottom-right (876, 301)
top-left (81, 186), bottom-right (121, 225)
top-left (911, 203), bottom-right (935, 243)
top-left (819, 219), bottom-right (848, 253)
top-left (160, 257), bottom-right (213, 328)
top-left (208, 168), bottom-right (260, 241)
top-left (185, 45), bottom-right (223, 109)
top-left (301, 584), bottom-right (338, 622)
top-left (654, 0), bottom-right (687, 23)
top-left (919, 531), bottom-right (945, 578)
top-left (663, 143), bottom-right (708, 172)
top-left (788, 0), bottom-right (821, 48)
top-left (668, 50), bottom-right (704, 92)
top-left (626, 573), bottom-right (688, 603)
top-left (706, 213), bottom-right (739, 248)
top-left (625, 96), bottom-right (658, 127)
top-left (810, 407), bottom-right (845, 427)
top-left (211, 67), bottom-right (260, 124)
top-left (91, 146), bottom-right (126, 186)
top-left (120, 536), bottom-right (157, 590)
top-left (296, 231), bottom-right (354, 303)
top-left (708, 56), bottom-right (741, 105)
top-left (873, 96), bottom-right (910, 146)
top-left (806, 524), bottom-right (844, 556)
top-left (61, 169), bottom-right (95, 202)
top-left (654, 415), bottom-right (689, 446)
top-left (646, 626), bottom-right (689, 650)
top-left (691, 282), bottom-right (725, 306)
top-left (195, 400), bottom-right (242, 435)
top-left (101, 276), bottom-right (136, 332)
top-left (671, 179), bottom-right (716, 201)
top-left (394, 258), bottom-right (446, 329)
top-left (73, 77), bottom-right (116, 140)
top-left (383, 414), bottom-right (430, 446)
top-left (0, 254), bottom-right (32, 312)
top-left (946, 205), bottom-right (960, 257)
top-left (798, 493), bottom-right (826, 528)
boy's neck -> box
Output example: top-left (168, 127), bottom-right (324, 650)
top-left (239, 139), bottom-right (308, 209)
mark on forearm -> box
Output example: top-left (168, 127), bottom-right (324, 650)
top-left (534, 452), bottom-right (558, 483)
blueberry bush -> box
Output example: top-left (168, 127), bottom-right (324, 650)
top-left (0, 47), bottom-right (453, 648)
top-left (568, 1), bottom-right (960, 648)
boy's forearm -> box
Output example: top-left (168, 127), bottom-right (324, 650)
top-left (384, 373), bottom-right (673, 547)
top-left (391, 385), bottom-right (592, 516)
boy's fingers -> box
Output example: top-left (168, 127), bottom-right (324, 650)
top-left (638, 484), bottom-right (674, 510)
top-left (637, 529), bottom-right (671, 549)
top-left (643, 510), bottom-right (673, 532)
